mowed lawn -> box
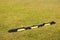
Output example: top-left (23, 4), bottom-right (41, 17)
top-left (0, 0), bottom-right (60, 40)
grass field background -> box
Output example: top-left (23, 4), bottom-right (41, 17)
top-left (0, 0), bottom-right (60, 40)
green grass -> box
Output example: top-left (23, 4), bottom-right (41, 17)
top-left (0, 0), bottom-right (60, 40)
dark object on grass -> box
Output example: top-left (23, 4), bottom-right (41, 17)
top-left (8, 29), bottom-right (18, 33)
top-left (25, 27), bottom-right (31, 30)
top-left (8, 21), bottom-right (56, 33)
top-left (49, 21), bottom-right (56, 25)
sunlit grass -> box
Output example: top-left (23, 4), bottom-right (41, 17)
top-left (0, 0), bottom-right (60, 40)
